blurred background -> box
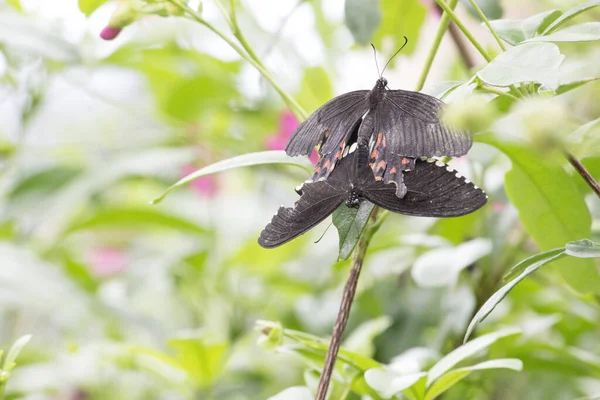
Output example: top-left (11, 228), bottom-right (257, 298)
top-left (1, 0), bottom-right (600, 399)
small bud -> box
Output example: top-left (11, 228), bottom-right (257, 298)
top-left (255, 320), bottom-right (283, 350)
top-left (517, 98), bottom-right (570, 152)
top-left (100, 26), bottom-right (122, 40)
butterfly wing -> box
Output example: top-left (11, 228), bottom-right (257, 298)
top-left (286, 91), bottom-right (369, 157)
top-left (258, 167), bottom-right (352, 248)
top-left (361, 159), bottom-right (487, 217)
top-left (375, 90), bottom-right (472, 158)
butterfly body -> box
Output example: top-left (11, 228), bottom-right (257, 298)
top-left (258, 150), bottom-right (487, 249)
top-left (285, 76), bottom-right (472, 198)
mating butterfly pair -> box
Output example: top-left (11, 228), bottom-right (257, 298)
top-left (258, 76), bottom-right (486, 249)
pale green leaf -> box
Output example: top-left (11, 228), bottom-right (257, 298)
top-left (427, 328), bottom-right (520, 386)
top-left (151, 151), bottom-right (314, 204)
top-left (464, 252), bottom-right (565, 342)
top-left (2, 334), bottom-right (32, 373)
top-left (343, 316), bottom-right (392, 357)
top-left (477, 42), bottom-right (564, 90)
top-left (267, 387), bottom-right (313, 400)
top-left (372, 0), bottom-right (426, 57)
top-left (425, 359), bottom-right (522, 400)
top-left (565, 239), bottom-right (600, 258)
top-left (364, 369), bottom-right (426, 399)
top-left (543, 0), bottom-right (600, 34)
top-left (532, 22), bottom-right (600, 42)
top-left (488, 10), bottom-right (561, 45)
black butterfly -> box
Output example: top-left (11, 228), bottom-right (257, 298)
top-left (258, 148), bottom-right (487, 249)
top-left (285, 77), bottom-right (472, 198)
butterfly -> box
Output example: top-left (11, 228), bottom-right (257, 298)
top-left (285, 76), bottom-right (472, 198)
top-left (258, 147), bottom-right (487, 249)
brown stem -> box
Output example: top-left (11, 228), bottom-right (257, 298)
top-left (448, 22), bottom-right (475, 70)
top-left (566, 152), bottom-right (600, 199)
top-left (314, 208), bottom-right (380, 400)
top-left (434, 3), bottom-right (474, 70)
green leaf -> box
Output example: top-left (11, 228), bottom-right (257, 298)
top-left (427, 328), bottom-right (520, 386)
top-left (364, 369), bottom-right (426, 399)
top-left (459, 0), bottom-right (503, 20)
top-left (332, 201), bottom-right (375, 260)
top-left (2, 334), bottom-right (32, 373)
top-left (267, 387), bottom-right (313, 400)
top-left (168, 336), bottom-right (228, 388)
top-left (532, 22), bottom-right (600, 42)
top-left (422, 81), bottom-right (464, 100)
top-left (543, 0), bottom-right (600, 34)
top-left (481, 138), bottom-right (598, 293)
top-left (569, 118), bottom-right (600, 159)
top-left (297, 67), bottom-right (334, 114)
top-left (372, 0), bottom-right (426, 57)
top-left (0, 14), bottom-right (79, 62)
top-left (67, 207), bottom-right (208, 236)
top-left (565, 239), bottom-right (600, 258)
top-left (129, 346), bottom-right (188, 384)
top-left (557, 58), bottom-right (600, 94)
top-left (344, 0), bottom-right (382, 45)
top-left (424, 359), bottom-right (522, 400)
top-left (477, 42), bottom-right (564, 90)
top-left (411, 239), bottom-right (492, 287)
top-left (488, 10), bottom-right (561, 45)
top-left (343, 316), bottom-right (392, 357)
top-left (151, 151), bottom-right (314, 204)
top-left (78, 0), bottom-right (110, 16)
top-left (503, 247), bottom-right (565, 282)
top-left (464, 252), bottom-right (565, 342)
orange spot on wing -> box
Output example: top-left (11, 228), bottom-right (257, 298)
top-left (389, 167), bottom-right (397, 175)
top-left (401, 158), bottom-right (410, 165)
top-left (374, 132), bottom-right (383, 147)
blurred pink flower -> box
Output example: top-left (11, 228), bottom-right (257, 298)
top-left (100, 26), bottom-right (122, 40)
top-left (492, 201), bottom-right (506, 212)
top-left (266, 111), bottom-right (318, 165)
top-left (180, 165), bottom-right (219, 198)
top-left (88, 247), bottom-right (127, 277)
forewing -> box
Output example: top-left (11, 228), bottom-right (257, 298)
top-left (377, 90), bottom-right (472, 157)
top-left (362, 159), bottom-right (487, 217)
top-left (286, 91), bottom-right (368, 157)
top-left (258, 180), bottom-right (347, 248)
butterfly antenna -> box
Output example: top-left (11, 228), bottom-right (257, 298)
top-left (371, 43), bottom-right (381, 78)
top-left (381, 36), bottom-right (408, 76)
top-left (314, 221), bottom-right (334, 244)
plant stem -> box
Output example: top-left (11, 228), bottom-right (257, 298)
top-left (448, 20), bottom-right (475, 70)
top-left (314, 207), bottom-right (382, 400)
top-left (434, 0), bottom-right (492, 62)
top-left (566, 152), bottom-right (600, 199)
top-left (168, 0), bottom-right (308, 120)
top-left (416, 0), bottom-right (459, 91)
top-left (467, 0), bottom-right (506, 51)
top-left (477, 85), bottom-right (519, 101)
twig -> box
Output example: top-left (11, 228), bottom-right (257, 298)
top-left (566, 152), bottom-right (600, 199)
top-left (434, 0), bottom-right (491, 62)
top-left (448, 21), bottom-right (475, 70)
top-left (314, 207), bottom-right (381, 400)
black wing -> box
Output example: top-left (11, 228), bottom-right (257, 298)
top-left (285, 91), bottom-right (369, 157)
top-left (375, 91), bottom-right (472, 158)
top-left (258, 178), bottom-right (350, 249)
top-left (361, 158), bottom-right (487, 217)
